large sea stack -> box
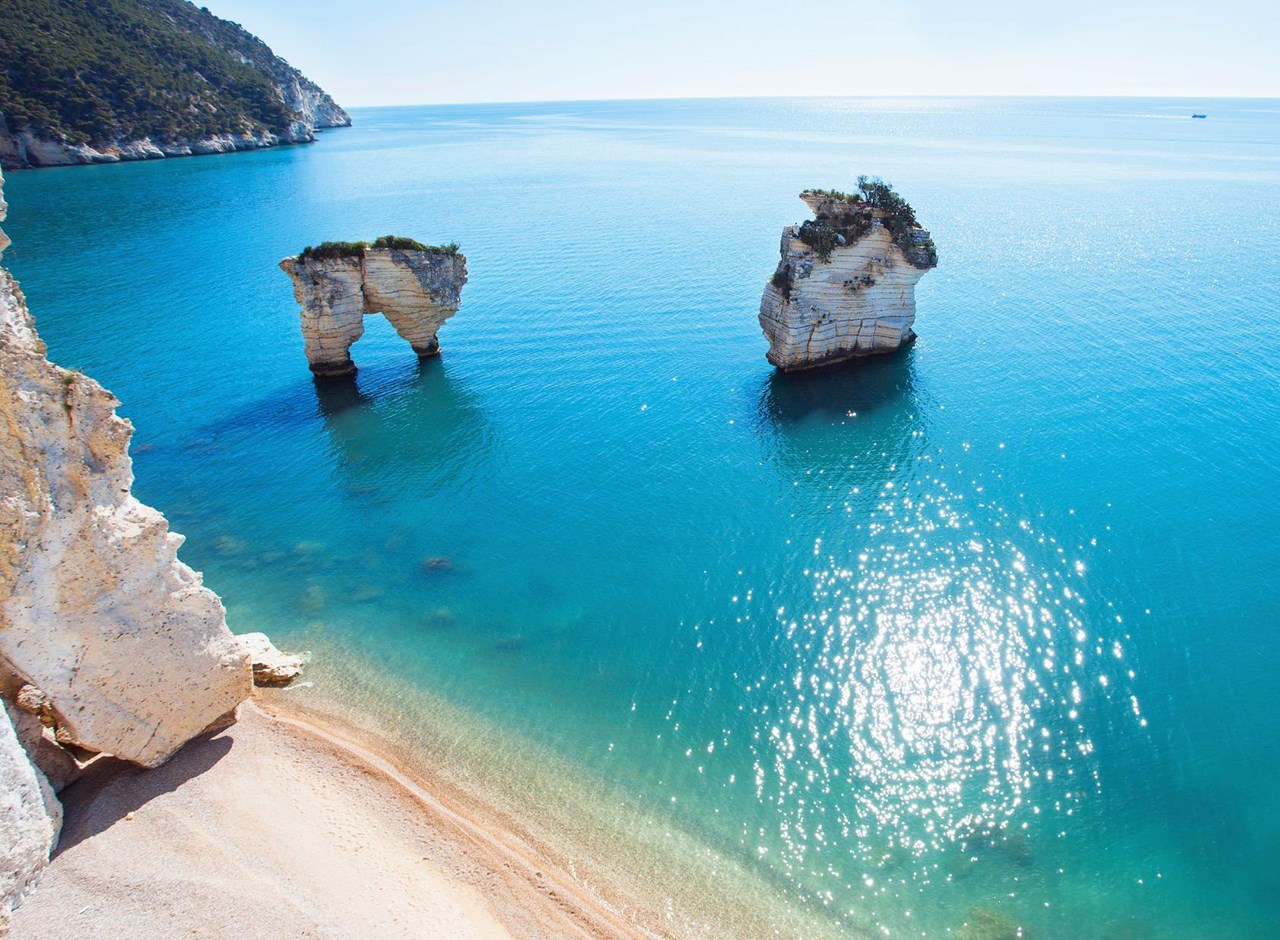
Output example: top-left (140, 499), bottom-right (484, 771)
top-left (280, 238), bottom-right (468, 378)
top-left (759, 178), bottom-right (938, 371)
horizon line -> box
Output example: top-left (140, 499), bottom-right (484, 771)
top-left (337, 92), bottom-right (1280, 110)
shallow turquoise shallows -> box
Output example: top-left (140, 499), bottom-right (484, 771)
top-left (6, 97), bottom-right (1280, 938)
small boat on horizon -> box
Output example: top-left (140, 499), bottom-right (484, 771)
top-left (1192, 113), bottom-right (1208, 119)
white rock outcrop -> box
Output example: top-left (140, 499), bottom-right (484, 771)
top-left (0, 168), bottom-right (314, 924)
top-left (0, 170), bottom-right (253, 770)
top-left (0, 704), bottom-right (60, 933)
top-left (0, 171), bottom-right (56, 934)
top-left (280, 243), bottom-right (468, 377)
top-left (236, 632), bottom-right (308, 687)
top-left (759, 187), bottom-right (938, 370)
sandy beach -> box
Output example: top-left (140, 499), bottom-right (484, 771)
top-left (8, 698), bottom-right (651, 940)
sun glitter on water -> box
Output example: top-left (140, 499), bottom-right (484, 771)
top-left (751, 466), bottom-right (1142, 892)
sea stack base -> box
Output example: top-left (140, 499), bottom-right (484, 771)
top-left (309, 359), bottom-right (358, 379)
top-left (767, 329), bottom-right (916, 372)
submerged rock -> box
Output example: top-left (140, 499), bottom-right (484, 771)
top-left (213, 534), bottom-right (246, 556)
top-left (422, 607), bottom-right (456, 629)
top-left (280, 238), bottom-right (468, 378)
top-left (350, 585), bottom-right (385, 603)
top-left (957, 906), bottom-right (1031, 940)
top-left (299, 583), bottom-right (326, 614)
top-left (759, 179), bottom-right (937, 371)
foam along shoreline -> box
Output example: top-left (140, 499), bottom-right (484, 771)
top-left (9, 697), bottom-right (652, 940)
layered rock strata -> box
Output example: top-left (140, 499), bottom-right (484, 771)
top-left (759, 188), bottom-right (938, 370)
top-left (280, 245), bottom-right (468, 377)
top-left (0, 168), bottom-right (303, 926)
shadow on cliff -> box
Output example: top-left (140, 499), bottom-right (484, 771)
top-left (53, 728), bottom-right (233, 856)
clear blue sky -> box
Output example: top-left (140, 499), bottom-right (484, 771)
top-left (204, 0), bottom-right (1280, 106)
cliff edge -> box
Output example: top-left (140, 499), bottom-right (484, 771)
top-left (0, 169), bottom-right (299, 929)
top-left (759, 178), bottom-right (937, 371)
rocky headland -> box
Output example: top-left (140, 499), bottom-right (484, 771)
top-left (0, 168), bottom-right (300, 929)
top-left (281, 238), bottom-right (469, 378)
top-left (759, 178), bottom-right (937, 371)
top-left (0, 175), bottom-right (648, 940)
top-left (0, 0), bottom-right (350, 169)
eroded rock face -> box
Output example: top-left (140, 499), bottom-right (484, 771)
top-left (759, 189), bottom-right (938, 371)
top-left (0, 174), bottom-right (57, 930)
top-left (0, 169), bottom-right (316, 921)
top-left (0, 169), bottom-right (252, 769)
top-left (280, 247), bottom-right (468, 377)
top-left (0, 704), bottom-right (60, 932)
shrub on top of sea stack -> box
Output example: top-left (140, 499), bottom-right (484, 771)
top-left (759, 177), bottom-right (937, 371)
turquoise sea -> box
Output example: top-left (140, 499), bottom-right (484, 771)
top-left (5, 97), bottom-right (1280, 937)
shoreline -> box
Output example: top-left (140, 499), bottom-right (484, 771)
top-left (9, 695), bottom-right (654, 939)
top-left (0, 129), bottom-right (344, 172)
top-left (248, 696), bottom-right (658, 939)
top-left (243, 640), bottom-right (856, 940)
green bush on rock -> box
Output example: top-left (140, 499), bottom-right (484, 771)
top-left (299, 237), bottom-right (461, 261)
top-left (796, 220), bottom-right (840, 263)
top-left (798, 177), bottom-right (934, 269)
top-left (770, 263), bottom-right (794, 300)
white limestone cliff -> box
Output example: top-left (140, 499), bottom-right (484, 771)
top-left (759, 187), bottom-right (938, 371)
top-left (0, 119), bottom-right (327, 169)
top-left (280, 243), bottom-right (468, 377)
top-left (0, 250), bottom-right (252, 767)
top-left (0, 167), bottom-right (307, 924)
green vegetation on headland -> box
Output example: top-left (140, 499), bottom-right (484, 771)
top-left (0, 0), bottom-right (347, 155)
top-left (797, 176), bottom-right (936, 267)
top-left (299, 238), bottom-right (462, 261)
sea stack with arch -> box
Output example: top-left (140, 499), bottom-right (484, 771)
top-left (759, 178), bottom-right (937, 371)
top-left (280, 237), bottom-right (468, 378)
